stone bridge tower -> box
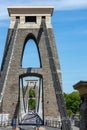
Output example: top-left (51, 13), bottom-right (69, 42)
top-left (0, 6), bottom-right (71, 129)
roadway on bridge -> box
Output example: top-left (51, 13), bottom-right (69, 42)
top-left (0, 126), bottom-right (79, 130)
top-left (20, 112), bottom-right (42, 125)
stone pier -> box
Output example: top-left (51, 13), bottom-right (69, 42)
top-left (73, 81), bottom-right (87, 130)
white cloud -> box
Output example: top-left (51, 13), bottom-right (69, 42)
top-left (56, 0), bottom-right (87, 10)
top-left (0, 0), bottom-right (87, 20)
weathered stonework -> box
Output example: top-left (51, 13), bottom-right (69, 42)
top-left (0, 7), bottom-right (62, 122)
top-left (8, 6), bottom-right (53, 29)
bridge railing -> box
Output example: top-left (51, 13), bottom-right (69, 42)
top-left (0, 113), bottom-right (11, 126)
top-left (45, 119), bottom-right (61, 128)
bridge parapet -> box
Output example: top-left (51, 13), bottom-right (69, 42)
top-left (44, 117), bottom-right (61, 128)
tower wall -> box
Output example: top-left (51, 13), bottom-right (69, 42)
top-left (0, 7), bottom-right (62, 121)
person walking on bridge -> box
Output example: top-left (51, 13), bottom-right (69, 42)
top-left (11, 117), bottom-right (16, 130)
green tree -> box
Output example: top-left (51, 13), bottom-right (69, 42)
top-left (29, 89), bottom-right (35, 98)
top-left (64, 91), bottom-right (80, 115)
top-left (28, 89), bottom-right (36, 110)
top-left (67, 110), bottom-right (73, 117)
top-left (28, 99), bottom-right (36, 110)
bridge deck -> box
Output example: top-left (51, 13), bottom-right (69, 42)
top-left (0, 126), bottom-right (79, 130)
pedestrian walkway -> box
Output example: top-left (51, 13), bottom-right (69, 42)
top-left (73, 126), bottom-right (79, 130)
top-left (19, 126), bottom-right (59, 130)
top-left (0, 126), bottom-right (59, 130)
top-left (0, 126), bottom-right (12, 130)
top-left (36, 127), bottom-right (46, 130)
top-left (0, 125), bottom-right (79, 130)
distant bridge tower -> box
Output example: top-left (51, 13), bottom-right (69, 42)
top-left (0, 6), bottom-right (71, 129)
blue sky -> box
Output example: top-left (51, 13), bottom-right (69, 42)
top-left (0, 0), bottom-right (87, 93)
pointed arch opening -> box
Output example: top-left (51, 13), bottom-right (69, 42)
top-left (19, 74), bottom-right (44, 125)
top-left (22, 34), bottom-right (41, 68)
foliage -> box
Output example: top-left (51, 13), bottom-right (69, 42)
top-left (64, 91), bottom-right (80, 116)
top-left (67, 110), bottom-right (73, 117)
top-left (28, 89), bottom-right (36, 110)
top-left (28, 99), bottom-right (36, 110)
top-left (29, 89), bottom-right (35, 98)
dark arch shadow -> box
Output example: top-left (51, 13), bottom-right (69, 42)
top-left (19, 72), bottom-right (43, 79)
